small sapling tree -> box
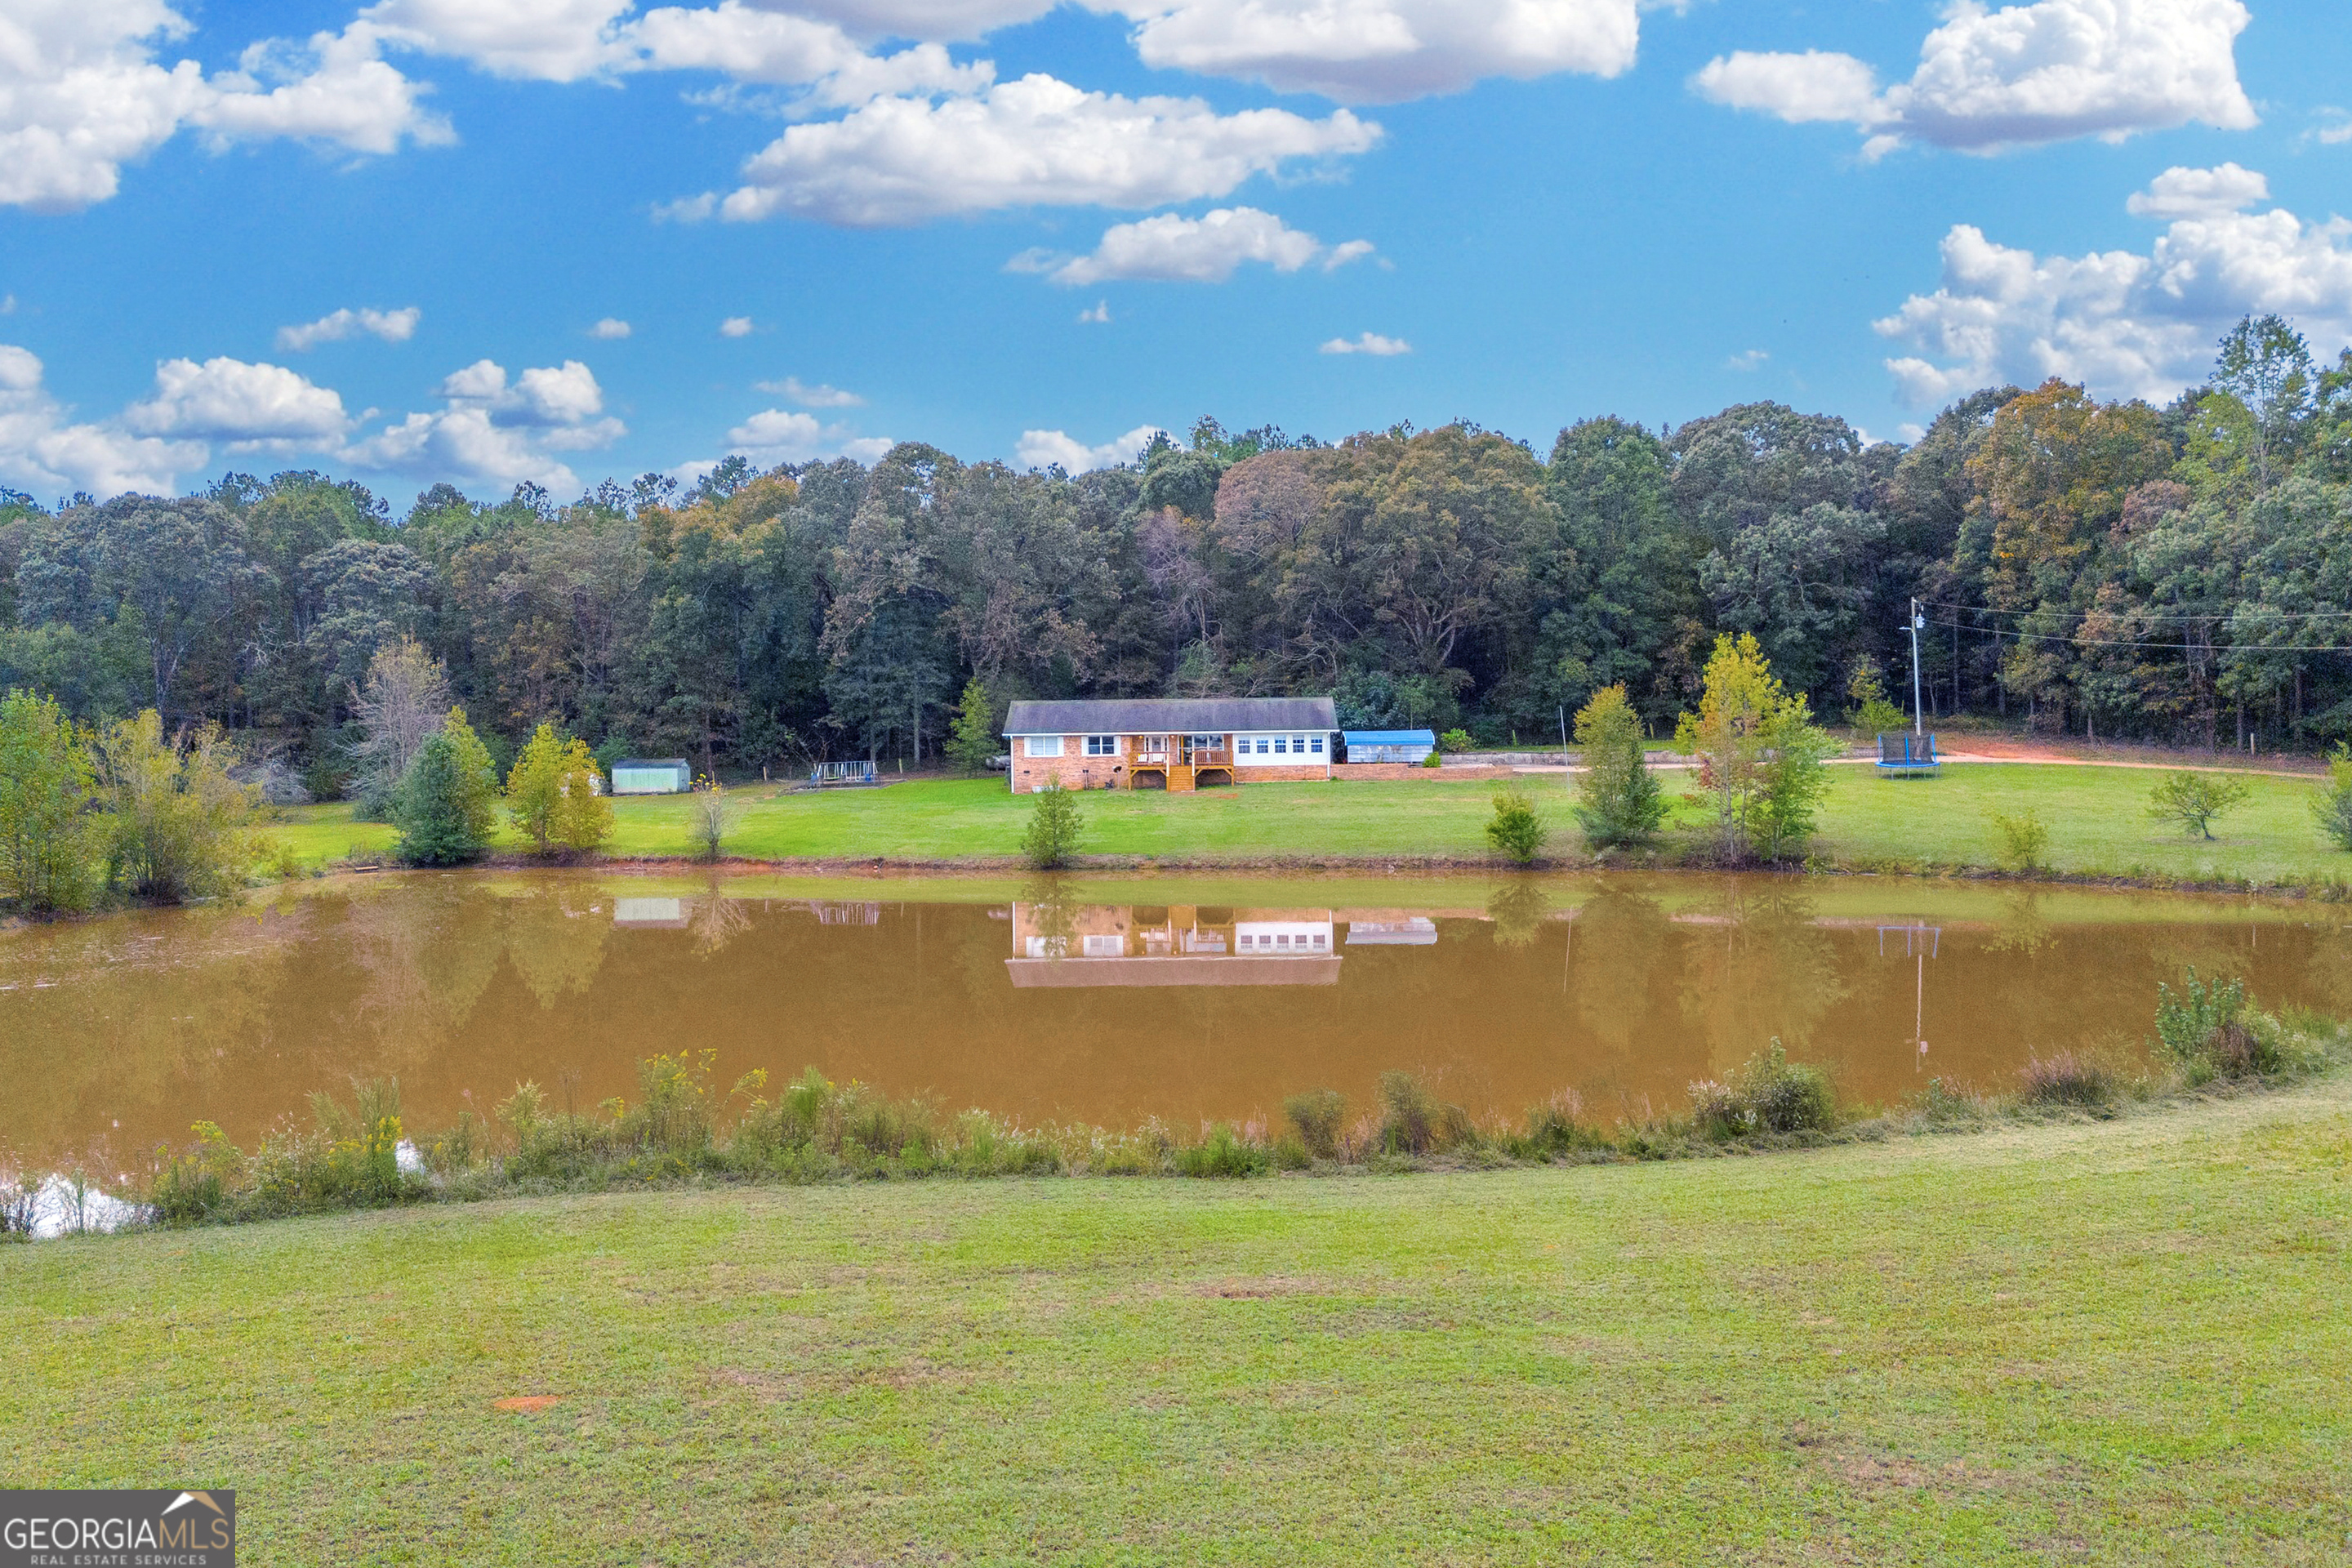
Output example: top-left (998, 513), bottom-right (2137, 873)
top-left (1571, 684), bottom-right (1664, 849)
top-left (689, 775), bottom-right (748, 861)
top-left (1844, 661), bottom-right (1905, 735)
top-left (508, 723), bottom-right (612, 856)
top-left (2314, 744), bottom-right (2352, 852)
top-left (1988, 807), bottom-right (2051, 872)
top-left (1486, 786), bottom-right (1548, 865)
top-left (2146, 771), bottom-right (2251, 840)
top-left (1022, 780), bottom-right (1084, 870)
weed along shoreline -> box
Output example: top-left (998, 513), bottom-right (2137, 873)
top-left (12, 963), bottom-right (2345, 1238)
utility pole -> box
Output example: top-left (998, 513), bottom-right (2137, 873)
top-left (1909, 598), bottom-right (1927, 739)
top-left (1558, 704), bottom-right (1569, 773)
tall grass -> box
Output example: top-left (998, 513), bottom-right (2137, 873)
top-left (85, 978), bottom-right (2352, 1234)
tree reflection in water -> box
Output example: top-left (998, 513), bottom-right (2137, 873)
top-left (7, 873), bottom-right (2351, 1174)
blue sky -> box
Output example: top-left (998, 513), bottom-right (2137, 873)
top-left (2, 0), bottom-right (2348, 505)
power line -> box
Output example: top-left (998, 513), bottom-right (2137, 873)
top-left (1920, 613), bottom-right (2352, 655)
top-left (1922, 599), bottom-right (2352, 624)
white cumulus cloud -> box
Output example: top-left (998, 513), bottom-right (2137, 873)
top-left (1, 0), bottom-right (447, 212)
top-left (1319, 331), bottom-right (1410, 355)
top-left (719, 315), bottom-right (755, 336)
top-left (275, 305), bottom-right (422, 352)
top-left (751, 375), bottom-right (864, 407)
top-left (1015, 424), bottom-right (1165, 472)
top-left (1115, 0), bottom-right (1641, 103)
top-left (2123, 160), bottom-right (2265, 219)
top-left (349, 357), bottom-right (624, 489)
top-left (0, 343), bottom-right (207, 496)
top-left (590, 317), bottom-right (633, 338)
top-left (360, 0), bottom-right (989, 105)
top-left (1018, 207), bottom-right (1371, 286)
top-left (1874, 166), bottom-right (2352, 407)
top-left (688, 73), bottom-right (1380, 225)
top-left (710, 406), bottom-right (890, 465)
top-left (122, 356), bottom-right (352, 444)
top-left (1694, 0), bottom-right (2256, 157)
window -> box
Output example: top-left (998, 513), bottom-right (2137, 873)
top-left (1310, 735), bottom-right (1325, 755)
top-left (1085, 734), bottom-right (1117, 756)
top-left (1024, 735), bottom-right (1062, 757)
top-left (1253, 737), bottom-right (1269, 755)
top-left (1083, 933), bottom-right (1125, 956)
top-left (1273, 736), bottom-right (1287, 755)
top-left (1291, 734), bottom-right (1306, 752)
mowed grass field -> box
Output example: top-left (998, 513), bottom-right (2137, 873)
top-left (9, 1080), bottom-right (2350, 1564)
top-left (266, 760), bottom-right (2348, 886)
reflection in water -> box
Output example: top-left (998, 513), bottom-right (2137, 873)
top-left (3, 871), bottom-right (2347, 1170)
top-left (1007, 900), bottom-right (1339, 987)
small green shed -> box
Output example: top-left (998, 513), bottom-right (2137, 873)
top-left (610, 758), bottom-right (693, 795)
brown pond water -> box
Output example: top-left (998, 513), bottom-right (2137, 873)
top-left (4, 870), bottom-right (2348, 1173)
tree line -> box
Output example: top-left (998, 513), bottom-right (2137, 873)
top-left (3, 314), bottom-right (2350, 799)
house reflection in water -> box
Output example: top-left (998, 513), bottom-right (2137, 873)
top-left (1007, 903), bottom-right (1341, 987)
top-left (612, 896), bottom-right (688, 929)
top-left (1344, 918), bottom-right (1438, 946)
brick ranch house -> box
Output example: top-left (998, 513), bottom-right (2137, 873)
top-left (1003, 697), bottom-right (1339, 793)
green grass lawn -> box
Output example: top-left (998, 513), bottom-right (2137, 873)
top-left (10, 1082), bottom-right (2350, 1563)
top-left (266, 760), bottom-right (2348, 887)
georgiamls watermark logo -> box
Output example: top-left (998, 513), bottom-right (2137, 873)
top-left (2, 1489), bottom-right (235, 1566)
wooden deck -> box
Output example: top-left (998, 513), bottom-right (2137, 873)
top-left (1125, 741), bottom-right (1232, 791)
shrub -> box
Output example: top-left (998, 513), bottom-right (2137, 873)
top-left (1283, 1089), bottom-right (1346, 1160)
top-left (1989, 808), bottom-right (2051, 872)
top-left (1689, 1079), bottom-right (1746, 1140)
top-left (1739, 1040), bottom-right (1835, 1132)
top-left (2313, 744), bottom-right (2352, 852)
top-left (1419, 750), bottom-right (1441, 768)
top-left (2153, 968), bottom-right (2291, 1081)
top-left (1438, 728), bottom-right (1475, 754)
top-left (1022, 780), bottom-right (1083, 869)
top-left (1485, 786), bottom-right (1548, 865)
top-left (1571, 684), bottom-right (1665, 849)
top-left (2019, 1051), bottom-right (2117, 1108)
top-left (1175, 1124), bottom-right (1268, 1178)
top-left (1375, 1071), bottom-right (1470, 1155)
top-left (1846, 662), bottom-right (1906, 734)
top-left (91, 710), bottom-right (261, 903)
top-left (1521, 1088), bottom-right (1601, 1156)
top-left (2146, 771), bottom-right (2251, 840)
top-left (1690, 1041), bottom-right (1836, 1138)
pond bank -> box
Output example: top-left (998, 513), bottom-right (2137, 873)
top-left (9, 1071), bottom-right (2350, 1561)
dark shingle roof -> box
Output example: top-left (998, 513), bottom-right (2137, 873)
top-left (1004, 697), bottom-right (1338, 735)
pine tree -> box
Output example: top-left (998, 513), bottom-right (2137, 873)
top-left (1571, 684), bottom-right (1666, 849)
top-left (948, 678), bottom-right (997, 775)
top-left (393, 708), bottom-right (500, 866)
